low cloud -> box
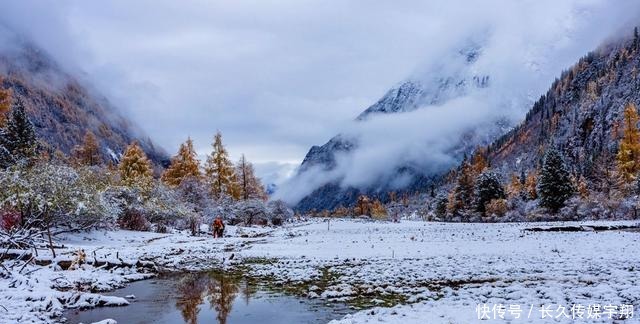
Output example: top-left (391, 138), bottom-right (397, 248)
top-left (0, 0), bottom-right (638, 196)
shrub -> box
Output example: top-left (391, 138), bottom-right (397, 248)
top-left (485, 199), bottom-right (508, 217)
top-left (0, 209), bottom-right (20, 232)
top-left (118, 209), bottom-right (150, 231)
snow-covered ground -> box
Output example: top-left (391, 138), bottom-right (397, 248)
top-left (1, 219), bottom-right (639, 323)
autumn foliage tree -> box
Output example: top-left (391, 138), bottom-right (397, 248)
top-left (162, 138), bottom-right (202, 187)
top-left (0, 77), bottom-right (11, 127)
top-left (370, 199), bottom-right (387, 219)
top-left (119, 142), bottom-right (153, 188)
top-left (355, 195), bottom-right (371, 216)
top-left (449, 160), bottom-right (474, 216)
top-left (72, 131), bottom-right (102, 166)
top-left (235, 154), bottom-right (267, 201)
top-left (470, 148), bottom-right (488, 176)
top-left (205, 132), bottom-right (238, 199)
top-left (617, 103), bottom-right (640, 182)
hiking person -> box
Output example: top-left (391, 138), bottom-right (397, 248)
top-left (212, 216), bottom-right (225, 238)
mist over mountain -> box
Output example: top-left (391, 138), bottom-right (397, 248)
top-left (0, 27), bottom-right (167, 166)
top-left (275, 6), bottom-right (640, 211)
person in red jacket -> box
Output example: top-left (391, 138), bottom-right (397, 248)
top-left (212, 216), bottom-right (225, 238)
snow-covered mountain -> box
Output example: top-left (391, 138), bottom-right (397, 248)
top-left (356, 44), bottom-right (488, 120)
top-left (290, 42), bottom-right (508, 212)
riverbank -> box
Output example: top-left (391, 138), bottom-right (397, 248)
top-left (0, 225), bottom-right (270, 323)
top-left (1, 219), bottom-right (639, 323)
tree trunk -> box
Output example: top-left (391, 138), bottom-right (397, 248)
top-left (46, 220), bottom-right (56, 258)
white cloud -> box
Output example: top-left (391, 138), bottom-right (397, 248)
top-left (0, 0), bottom-right (638, 193)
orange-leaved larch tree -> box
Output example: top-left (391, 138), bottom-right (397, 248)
top-left (617, 102), bottom-right (640, 182)
top-left (119, 141), bottom-right (153, 188)
top-left (162, 137), bottom-right (202, 187)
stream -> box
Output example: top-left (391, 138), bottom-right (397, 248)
top-left (64, 270), bottom-right (352, 324)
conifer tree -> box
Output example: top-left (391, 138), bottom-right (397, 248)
top-left (617, 103), bottom-right (640, 182)
top-left (73, 131), bottom-right (102, 166)
top-left (474, 171), bottom-right (505, 214)
top-left (119, 141), bottom-right (153, 187)
top-left (235, 154), bottom-right (267, 200)
top-left (1, 98), bottom-right (38, 165)
top-left (538, 148), bottom-right (574, 213)
top-left (162, 138), bottom-right (201, 187)
top-left (204, 131), bottom-right (238, 199)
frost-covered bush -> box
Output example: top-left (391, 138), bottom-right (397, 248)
top-left (232, 199), bottom-right (269, 225)
top-left (0, 208), bottom-right (20, 232)
top-left (266, 200), bottom-right (294, 226)
top-left (118, 209), bottom-right (150, 231)
top-left (485, 198), bottom-right (508, 217)
top-left (0, 163), bottom-right (116, 233)
top-left (432, 194), bottom-right (448, 218)
top-left (104, 181), bottom-right (199, 232)
top-left (145, 183), bottom-right (196, 226)
top-left (614, 196), bottom-right (640, 219)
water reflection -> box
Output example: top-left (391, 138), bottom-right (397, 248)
top-left (65, 270), bottom-right (350, 324)
top-left (175, 271), bottom-right (244, 324)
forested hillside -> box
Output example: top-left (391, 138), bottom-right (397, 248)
top-left (0, 43), bottom-right (167, 166)
top-left (430, 27), bottom-right (640, 222)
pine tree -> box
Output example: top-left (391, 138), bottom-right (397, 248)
top-left (72, 131), bottom-right (102, 166)
top-left (617, 103), bottom-right (640, 182)
top-left (235, 154), bottom-right (267, 200)
top-left (474, 171), bottom-right (505, 214)
top-left (634, 27), bottom-right (639, 50)
top-left (537, 148), bottom-right (574, 213)
top-left (204, 132), bottom-right (238, 199)
top-left (1, 98), bottom-right (38, 165)
top-left (162, 138), bottom-right (201, 187)
top-left (119, 141), bottom-right (153, 187)
top-left (0, 77), bottom-right (11, 127)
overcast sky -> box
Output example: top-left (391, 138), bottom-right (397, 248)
top-left (0, 1), bottom-right (638, 186)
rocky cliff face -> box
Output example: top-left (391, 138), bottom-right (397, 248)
top-left (0, 42), bottom-right (167, 166)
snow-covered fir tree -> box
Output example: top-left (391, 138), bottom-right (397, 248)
top-left (1, 98), bottom-right (38, 165)
top-left (474, 171), bottom-right (506, 214)
top-left (537, 147), bottom-right (575, 213)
